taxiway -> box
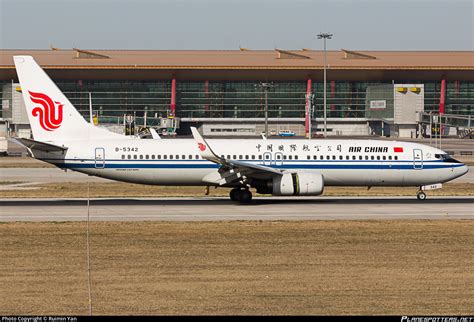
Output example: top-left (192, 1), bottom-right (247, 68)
top-left (1, 196), bottom-right (472, 221)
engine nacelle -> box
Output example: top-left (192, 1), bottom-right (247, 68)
top-left (272, 172), bottom-right (324, 196)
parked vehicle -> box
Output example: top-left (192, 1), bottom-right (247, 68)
top-left (278, 130), bottom-right (296, 137)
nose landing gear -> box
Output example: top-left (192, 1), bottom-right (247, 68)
top-left (229, 188), bottom-right (253, 204)
top-left (416, 189), bottom-right (427, 200)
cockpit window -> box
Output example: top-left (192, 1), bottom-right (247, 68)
top-left (434, 153), bottom-right (462, 163)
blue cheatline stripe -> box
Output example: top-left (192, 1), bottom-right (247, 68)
top-left (53, 162), bottom-right (464, 170)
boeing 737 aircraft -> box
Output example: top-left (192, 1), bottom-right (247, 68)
top-left (13, 56), bottom-right (468, 203)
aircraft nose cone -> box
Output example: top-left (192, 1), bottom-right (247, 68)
top-left (447, 164), bottom-right (469, 182)
top-left (453, 164), bottom-right (469, 180)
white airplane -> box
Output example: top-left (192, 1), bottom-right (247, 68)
top-left (13, 56), bottom-right (468, 203)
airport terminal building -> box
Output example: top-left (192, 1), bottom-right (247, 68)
top-left (0, 48), bottom-right (473, 138)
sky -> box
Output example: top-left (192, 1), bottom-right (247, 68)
top-left (0, 0), bottom-right (472, 51)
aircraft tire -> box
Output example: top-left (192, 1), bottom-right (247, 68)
top-left (229, 188), bottom-right (241, 201)
top-left (239, 190), bottom-right (252, 204)
top-left (417, 191), bottom-right (427, 200)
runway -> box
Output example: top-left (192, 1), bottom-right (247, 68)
top-left (1, 196), bottom-right (473, 221)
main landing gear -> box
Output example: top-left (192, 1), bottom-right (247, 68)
top-left (416, 189), bottom-right (427, 201)
top-left (229, 188), bottom-right (253, 204)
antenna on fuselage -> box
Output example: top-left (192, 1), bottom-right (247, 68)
top-left (89, 92), bottom-right (93, 124)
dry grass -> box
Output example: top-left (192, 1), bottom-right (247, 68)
top-left (0, 181), bottom-right (472, 198)
top-left (0, 157), bottom-right (55, 168)
top-left (0, 181), bottom-right (23, 185)
top-left (0, 220), bottom-right (473, 315)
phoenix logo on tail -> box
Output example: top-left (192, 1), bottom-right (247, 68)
top-left (29, 91), bottom-right (63, 131)
top-left (198, 143), bottom-right (207, 151)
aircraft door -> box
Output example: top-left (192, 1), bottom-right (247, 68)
top-left (413, 149), bottom-right (423, 169)
top-left (95, 147), bottom-right (105, 169)
top-left (263, 152), bottom-right (272, 166)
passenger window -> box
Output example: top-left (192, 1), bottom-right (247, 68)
top-left (152, 155), bottom-right (155, 159)
top-left (382, 156), bottom-right (386, 160)
top-left (339, 155), bottom-right (343, 160)
top-left (163, 155), bottom-right (167, 160)
top-left (307, 155), bottom-right (311, 160)
top-left (196, 155), bottom-right (200, 159)
top-left (245, 155), bottom-right (249, 160)
top-left (127, 155), bottom-right (131, 160)
top-left (189, 155), bottom-right (192, 159)
top-left (121, 155), bottom-right (125, 160)
top-left (352, 156), bottom-right (356, 160)
top-left (176, 155), bottom-right (179, 159)
top-left (365, 156), bottom-right (368, 160)
top-left (276, 155), bottom-right (281, 160)
top-left (295, 155), bottom-right (298, 160)
top-left (169, 155), bottom-right (173, 159)
top-left (182, 155), bottom-right (186, 159)
top-left (146, 155), bottom-right (149, 160)
top-left (359, 156), bottom-right (362, 160)
top-left (140, 155), bottom-right (143, 160)
top-left (283, 155), bottom-right (287, 160)
top-left (332, 155), bottom-right (336, 160)
top-left (313, 155), bottom-right (317, 160)
top-left (239, 155), bottom-right (243, 159)
top-left (326, 155), bottom-right (330, 160)
top-left (371, 156), bottom-right (374, 160)
top-left (394, 156), bottom-right (398, 160)
top-left (388, 156), bottom-right (392, 160)
top-left (251, 155), bottom-right (255, 160)
top-left (346, 156), bottom-right (350, 160)
top-left (258, 155), bottom-right (262, 159)
top-left (377, 156), bottom-right (380, 160)
top-left (133, 155), bottom-right (137, 160)
top-left (320, 155), bottom-right (324, 160)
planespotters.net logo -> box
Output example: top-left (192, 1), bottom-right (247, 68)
top-left (29, 91), bottom-right (64, 131)
top-left (402, 317), bottom-right (473, 322)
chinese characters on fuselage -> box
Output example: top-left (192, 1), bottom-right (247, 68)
top-left (256, 144), bottom-right (389, 153)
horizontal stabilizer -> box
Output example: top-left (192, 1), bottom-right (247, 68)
top-left (15, 138), bottom-right (68, 152)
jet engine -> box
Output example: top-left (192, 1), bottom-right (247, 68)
top-left (272, 172), bottom-right (324, 196)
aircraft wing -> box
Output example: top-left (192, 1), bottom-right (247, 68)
top-left (191, 127), bottom-right (282, 185)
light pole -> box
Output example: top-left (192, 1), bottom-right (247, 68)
top-left (317, 32), bottom-right (333, 138)
top-left (256, 82), bottom-right (275, 137)
top-left (305, 93), bottom-right (315, 139)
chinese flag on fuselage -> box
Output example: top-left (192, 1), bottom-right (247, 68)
top-left (394, 147), bottom-right (404, 153)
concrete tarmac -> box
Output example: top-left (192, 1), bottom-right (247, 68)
top-left (1, 196), bottom-right (472, 221)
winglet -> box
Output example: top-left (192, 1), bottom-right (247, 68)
top-left (190, 127), bottom-right (221, 162)
top-left (149, 128), bottom-right (161, 140)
